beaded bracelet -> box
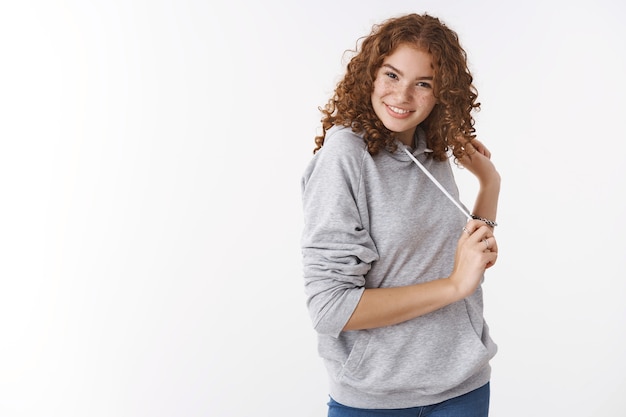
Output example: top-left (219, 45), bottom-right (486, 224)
top-left (470, 214), bottom-right (498, 228)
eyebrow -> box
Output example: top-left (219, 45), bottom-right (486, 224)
top-left (382, 63), bottom-right (433, 80)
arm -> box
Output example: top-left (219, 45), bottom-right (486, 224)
top-left (343, 278), bottom-right (460, 331)
top-left (344, 220), bottom-right (497, 331)
top-left (344, 140), bottom-right (501, 332)
top-left (459, 139), bottom-right (500, 225)
top-left (302, 132), bottom-right (499, 335)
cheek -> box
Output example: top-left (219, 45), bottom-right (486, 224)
top-left (418, 93), bottom-right (437, 108)
top-left (373, 78), bottom-right (391, 97)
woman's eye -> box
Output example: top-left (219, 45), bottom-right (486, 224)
top-left (416, 81), bottom-right (432, 89)
top-left (385, 72), bottom-right (398, 80)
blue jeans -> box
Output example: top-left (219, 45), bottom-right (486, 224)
top-left (327, 383), bottom-right (490, 417)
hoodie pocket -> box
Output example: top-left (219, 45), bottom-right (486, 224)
top-left (336, 305), bottom-right (494, 396)
top-left (337, 331), bottom-right (372, 380)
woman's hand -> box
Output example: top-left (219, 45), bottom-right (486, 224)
top-left (448, 220), bottom-right (498, 298)
top-left (458, 139), bottom-right (500, 187)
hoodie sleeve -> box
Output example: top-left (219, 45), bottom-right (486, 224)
top-left (300, 130), bottom-right (379, 338)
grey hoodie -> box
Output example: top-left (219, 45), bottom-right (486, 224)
top-left (300, 125), bottom-right (497, 409)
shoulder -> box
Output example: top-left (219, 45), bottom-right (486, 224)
top-left (314, 126), bottom-right (368, 167)
top-left (302, 126), bottom-right (368, 187)
top-left (323, 126), bottom-right (366, 151)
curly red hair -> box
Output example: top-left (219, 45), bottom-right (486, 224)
top-left (313, 13), bottom-right (480, 162)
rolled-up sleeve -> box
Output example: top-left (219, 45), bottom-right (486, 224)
top-left (300, 132), bottom-right (379, 338)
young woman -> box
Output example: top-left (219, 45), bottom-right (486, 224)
top-left (300, 13), bottom-right (501, 416)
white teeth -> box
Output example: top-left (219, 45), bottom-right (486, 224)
top-left (388, 105), bottom-right (409, 114)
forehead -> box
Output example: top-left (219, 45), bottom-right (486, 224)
top-left (382, 44), bottom-right (434, 74)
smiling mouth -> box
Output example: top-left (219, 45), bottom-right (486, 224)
top-left (387, 104), bottom-right (412, 115)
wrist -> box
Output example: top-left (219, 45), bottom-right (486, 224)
top-left (480, 168), bottom-right (501, 187)
top-left (478, 171), bottom-right (501, 190)
top-left (443, 275), bottom-right (470, 302)
top-left (470, 214), bottom-right (498, 228)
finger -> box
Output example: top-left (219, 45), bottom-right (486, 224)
top-left (460, 219), bottom-right (483, 238)
top-left (469, 225), bottom-right (497, 252)
top-left (464, 220), bottom-right (489, 237)
top-left (476, 141), bottom-right (491, 159)
top-left (481, 237), bottom-right (498, 258)
top-left (469, 139), bottom-right (491, 159)
top-left (485, 250), bottom-right (498, 269)
top-left (460, 141), bottom-right (478, 160)
top-left (488, 234), bottom-right (498, 249)
top-left (487, 238), bottom-right (498, 255)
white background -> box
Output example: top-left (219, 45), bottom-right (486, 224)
top-left (1, 0), bottom-right (625, 416)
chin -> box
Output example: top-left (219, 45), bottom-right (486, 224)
top-left (385, 124), bottom-right (414, 136)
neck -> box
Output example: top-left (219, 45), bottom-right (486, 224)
top-left (397, 128), bottom-right (416, 147)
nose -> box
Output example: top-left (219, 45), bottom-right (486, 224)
top-left (394, 82), bottom-right (413, 102)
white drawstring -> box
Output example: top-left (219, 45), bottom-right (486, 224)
top-left (403, 147), bottom-right (472, 220)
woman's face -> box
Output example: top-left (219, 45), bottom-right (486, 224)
top-left (371, 44), bottom-right (437, 147)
